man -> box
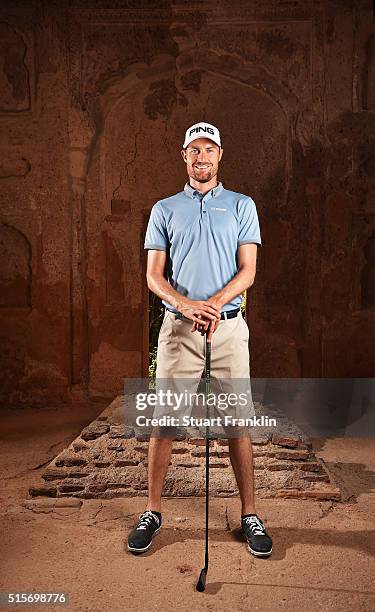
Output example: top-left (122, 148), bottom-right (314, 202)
top-left (128, 121), bottom-right (272, 558)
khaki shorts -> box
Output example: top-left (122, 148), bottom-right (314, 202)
top-left (156, 309), bottom-right (250, 379)
top-left (153, 309), bottom-right (255, 432)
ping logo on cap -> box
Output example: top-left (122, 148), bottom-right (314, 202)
top-left (183, 122), bottom-right (221, 149)
top-left (189, 126), bottom-right (215, 137)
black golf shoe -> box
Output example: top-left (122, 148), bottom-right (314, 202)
top-left (241, 514), bottom-right (273, 557)
top-left (127, 510), bottom-right (162, 554)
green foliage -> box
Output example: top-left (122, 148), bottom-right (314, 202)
top-left (240, 290), bottom-right (247, 315)
top-left (149, 345), bottom-right (158, 380)
top-left (148, 292), bottom-right (164, 380)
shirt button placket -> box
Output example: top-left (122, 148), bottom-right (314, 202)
top-left (201, 195), bottom-right (207, 219)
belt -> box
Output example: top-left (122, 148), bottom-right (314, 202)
top-left (166, 307), bottom-right (240, 321)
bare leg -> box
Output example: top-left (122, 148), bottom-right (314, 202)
top-left (228, 437), bottom-right (256, 516)
top-left (145, 436), bottom-right (173, 513)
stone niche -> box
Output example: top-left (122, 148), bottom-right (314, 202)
top-left (0, 224), bottom-right (31, 308)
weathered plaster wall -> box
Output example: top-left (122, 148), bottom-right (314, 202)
top-left (0, 0), bottom-right (374, 406)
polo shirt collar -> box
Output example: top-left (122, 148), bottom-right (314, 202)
top-left (184, 181), bottom-right (224, 200)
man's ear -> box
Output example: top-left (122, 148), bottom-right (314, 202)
top-left (219, 147), bottom-right (224, 161)
top-left (181, 148), bottom-right (187, 162)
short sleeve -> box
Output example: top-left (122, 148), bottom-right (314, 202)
top-left (144, 202), bottom-right (169, 251)
top-left (237, 197), bottom-right (262, 247)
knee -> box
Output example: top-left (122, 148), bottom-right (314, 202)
top-left (150, 425), bottom-right (179, 439)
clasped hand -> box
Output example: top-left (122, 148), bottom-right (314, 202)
top-left (179, 299), bottom-right (222, 341)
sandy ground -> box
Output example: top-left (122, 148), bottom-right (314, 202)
top-left (0, 404), bottom-right (374, 612)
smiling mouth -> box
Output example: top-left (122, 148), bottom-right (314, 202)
top-left (195, 165), bottom-right (210, 170)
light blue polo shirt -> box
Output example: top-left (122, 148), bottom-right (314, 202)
top-left (144, 181), bottom-right (262, 313)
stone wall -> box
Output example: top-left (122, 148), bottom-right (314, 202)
top-left (0, 1), bottom-right (374, 406)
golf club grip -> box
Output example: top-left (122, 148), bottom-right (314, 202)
top-left (205, 340), bottom-right (211, 381)
top-left (196, 568), bottom-right (207, 592)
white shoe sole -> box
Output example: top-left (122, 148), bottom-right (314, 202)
top-left (127, 526), bottom-right (161, 553)
top-left (248, 544), bottom-right (273, 557)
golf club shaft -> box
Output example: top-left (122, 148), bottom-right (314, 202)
top-left (196, 332), bottom-right (211, 592)
top-left (205, 335), bottom-right (211, 570)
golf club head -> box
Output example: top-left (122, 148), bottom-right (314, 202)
top-left (196, 568), bottom-right (207, 592)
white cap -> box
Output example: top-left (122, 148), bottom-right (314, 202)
top-left (183, 122), bottom-right (221, 149)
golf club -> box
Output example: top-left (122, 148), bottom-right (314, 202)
top-left (196, 329), bottom-right (211, 592)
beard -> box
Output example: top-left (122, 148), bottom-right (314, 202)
top-left (191, 166), bottom-right (214, 183)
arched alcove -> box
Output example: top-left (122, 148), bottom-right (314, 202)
top-left (0, 223), bottom-right (31, 309)
top-left (82, 51), bottom-right (291, 394)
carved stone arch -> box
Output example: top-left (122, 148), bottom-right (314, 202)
top-left (90, 49), bottom-right (297, 204)
top-left (175, 46), bottom-right (297, 204)
top-left (178, 47), bottom-right (299, 124)
top-left (85, 48), bottom-right (296, 224)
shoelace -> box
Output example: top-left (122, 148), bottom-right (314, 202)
top-left (136, 510), bottom-right (160, 531)
top-left (243, 515), bottom-right (266, 536)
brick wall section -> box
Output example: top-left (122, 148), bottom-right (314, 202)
top-left (29, 411), bottom-right (341, 502)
